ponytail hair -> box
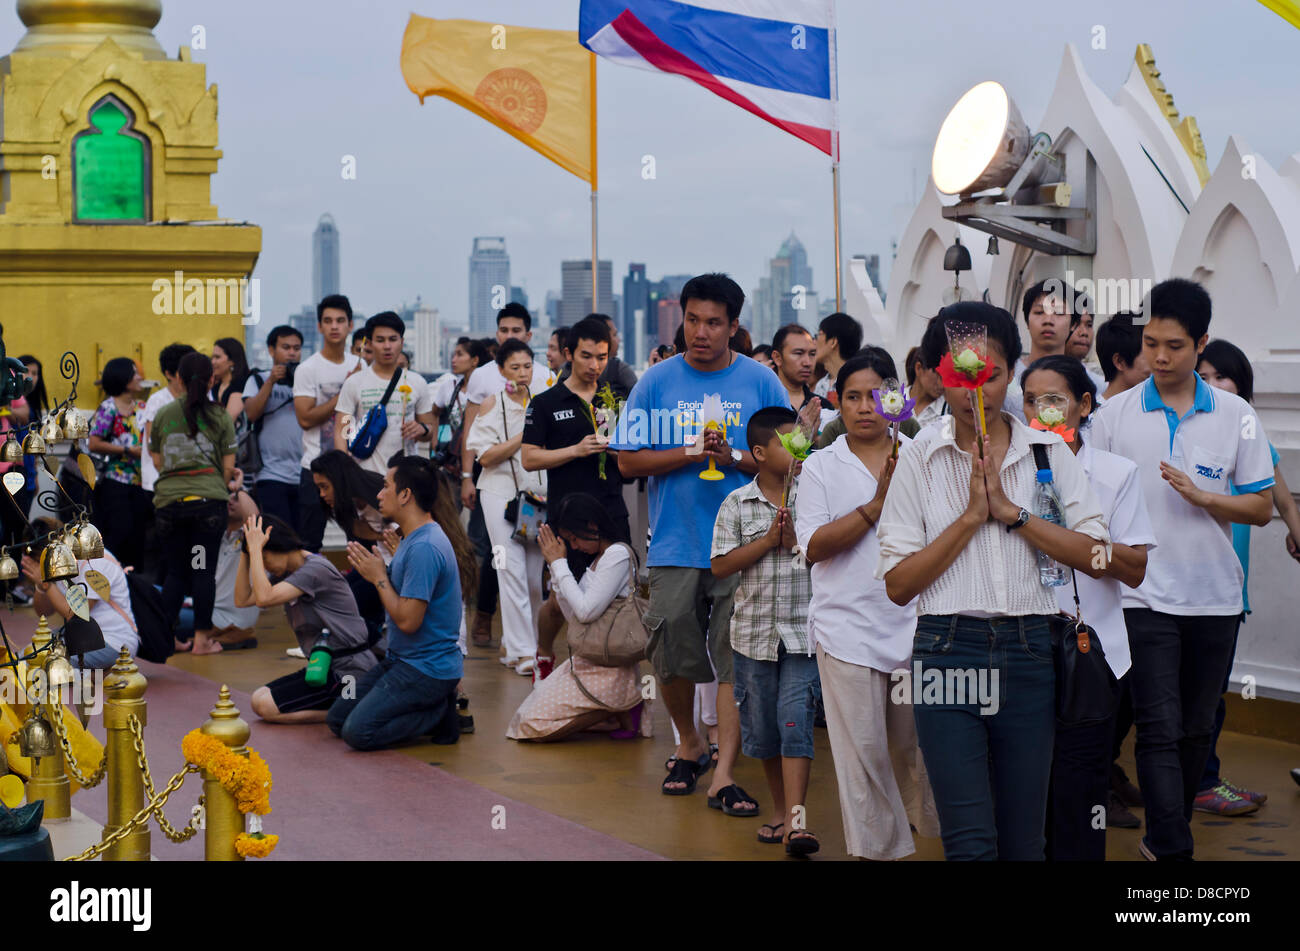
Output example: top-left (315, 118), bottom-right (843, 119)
top-left (177, 351), bottom-right (217, 437)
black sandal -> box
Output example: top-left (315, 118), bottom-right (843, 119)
top-left (757, 822), bottom-right (785, 844)
top-left (662, 755), bottom-right (707, 796)
top-left (707, 784), bottom-right (759, 816)
top-left (786, 831), bottom-right (820, 856)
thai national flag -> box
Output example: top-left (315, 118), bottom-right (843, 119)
top-left (580, 0), bottom-right (838, 157)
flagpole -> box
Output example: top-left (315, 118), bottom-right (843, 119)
top-left (590, 51), bottom-right (600, 318)
top-left (828, 1), bottom-right (843, 312)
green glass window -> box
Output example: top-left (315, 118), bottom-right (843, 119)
top-left (73, 96), bottom-right (149, 222)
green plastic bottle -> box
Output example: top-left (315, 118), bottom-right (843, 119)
top-left (304, 630), bottom-right (331, 687)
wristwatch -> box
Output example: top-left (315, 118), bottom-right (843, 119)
top-left (1006, 507), bottom-right (1031, 532)
top-left (729, 448), bottom-right (742, 466)
top-left (461, 471), bottom-right (473, 480)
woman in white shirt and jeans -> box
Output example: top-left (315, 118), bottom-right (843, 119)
top-left (466, 339), bottom-right (546, 675)
top-left (796, 347), bottom-right (939, 861)
top-left (877, 303), bottom-right (1111, 861)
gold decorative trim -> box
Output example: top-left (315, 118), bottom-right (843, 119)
top-left (1135, 44), bottom-right (1211, 186)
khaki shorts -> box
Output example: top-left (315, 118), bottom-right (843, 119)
top-left (644, 567), bottom-right (739, 685)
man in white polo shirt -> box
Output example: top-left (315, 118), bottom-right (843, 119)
top-left (1090, 278), bottom-right (1274, 862)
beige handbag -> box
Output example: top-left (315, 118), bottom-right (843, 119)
top-left (565, 543), bottom-right (648, 668)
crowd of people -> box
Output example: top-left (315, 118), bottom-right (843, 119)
top-left (5, 269), bottom-right (1298, 862)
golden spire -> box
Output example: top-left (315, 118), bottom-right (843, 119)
top-left (13, 0), bottom-right (165, 59)
top-left (1134, 43), bottom-right (1211, 187)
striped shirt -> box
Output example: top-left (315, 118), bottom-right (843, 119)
top-left (711, 479), bottom-right (812, 661)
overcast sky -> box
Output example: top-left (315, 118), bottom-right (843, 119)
top-left (3, 0), bottom-right (1297, 327)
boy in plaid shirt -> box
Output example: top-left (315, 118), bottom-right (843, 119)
top-left (711, 406), bottom-right (819, 855)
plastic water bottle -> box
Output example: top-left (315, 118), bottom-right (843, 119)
top-left (304, 629), bottom-right (331, 687)
top-left (1034, 471), bottom-right (1069, 587)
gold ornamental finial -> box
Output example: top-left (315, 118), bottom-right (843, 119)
top-left (201, 684), bottom-right (250, 750)
top-left (1134, 44), bottom-right (1211, 187)
top-left (13, 0), bottom-right (165, 59)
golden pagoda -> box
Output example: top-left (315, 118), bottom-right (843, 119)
top-left (0, 0), bottom-right (261, 403)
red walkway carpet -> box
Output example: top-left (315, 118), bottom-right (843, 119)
top-left (69, 660), bottom-right (661, 861)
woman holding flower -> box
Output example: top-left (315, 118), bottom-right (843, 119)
top-left (875, 303), bottom-right (1111, 861)
top-left (466, 338), bottom-right (547, 675)
top-left (795, 347), bottom-right (938, 860)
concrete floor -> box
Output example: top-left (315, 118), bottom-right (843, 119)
top-left (155, 606), bottom-right (1299, 861)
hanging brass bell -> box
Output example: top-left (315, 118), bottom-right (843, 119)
top-left (40, 540), bottom-right (78, 582)
top-left (46, 644), bottom-right (75, 689)
top-left (71, 521), bottom-right (104, 560)
top-left (21, 430), bottom-right (46, 456)
top-left (0, 433), bottom-right (22, 464)
top-left (17, 715), bottom-right (57, 759)
top-left (0, 553), bottom-right (17, 580)
top-left (61, 409), bottom-right (90, 441)
top-left (39, 415), bottom-right (63, 443)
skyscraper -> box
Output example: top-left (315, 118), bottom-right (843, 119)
top-left (312, 213), bottom-right (340, 305)
top-left (560, 259), bottom-right (613, 326)
top-left (751, 232), bottom-right (815, 347)
top-left (468, 237), bottom-right (510, 335)
top-left (623, 263), bottom-right (648, 365)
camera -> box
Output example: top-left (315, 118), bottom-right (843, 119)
top-left (282, 361), bottom-right (299, 388)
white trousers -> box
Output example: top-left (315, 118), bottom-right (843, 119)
top-left (816, 644), bottom-right (939, 860)
top-left (480, 489), bottom-right (544, 662)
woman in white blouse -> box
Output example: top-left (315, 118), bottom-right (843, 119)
top-left (1021, 355), bottom-right (1153, 861)
top-left (507, 493), bottom-right (648, 741)
top-left (876, 303), bottom-right (1111, 861)
top-left (796, 347), bottom-right (939, 861)
top-left (466, 339), bottom-right (547, 676)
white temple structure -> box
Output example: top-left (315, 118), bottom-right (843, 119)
top-left (849, 43), bottom-right (1300, 700)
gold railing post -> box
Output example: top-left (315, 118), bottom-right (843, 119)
top-left (101, 647), bottom-right (149, 860)
top-left (200, 685), bottom-right (249, 861)
top-left (26, 616), bottom-right (69, 821)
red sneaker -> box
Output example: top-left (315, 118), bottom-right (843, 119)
top-left (533, 655), bottom-right (555, 684)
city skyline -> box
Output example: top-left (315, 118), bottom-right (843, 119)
top-left (12, 1), bottom-right (1289, 331)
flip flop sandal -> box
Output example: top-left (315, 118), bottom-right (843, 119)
top-left (757, 822), bottom-right (785, 844)
top-left (664, 752), bottom-right (710, 773)
top-left (707, 784), bottom-right (760, 816)
top-left (661, 754), bottom-right (709, 796)
top-left (786, 831), bottom-right (820, 856)
top-left (218, 638), bottom-right (258, 651)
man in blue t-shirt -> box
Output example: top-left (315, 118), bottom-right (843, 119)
top-left (612, 273), bottom-right (789, 807)
top-left (327, 456), bottom-right (463, 750)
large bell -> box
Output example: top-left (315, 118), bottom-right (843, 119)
top-left (61, 409), bottom-right (90, 441)
top-left (0, 433), bottom-right (22, 464)
top-left (17, 716), bottom-right (57, 760)
top-left (21, 430), bottom-right (46, 456)
top-left (46, 644), bottom-right (75, 689)
top-left (71, 521), bottom-right (104, 560)
top-left (0, 553), bottom-right (17, 581)
top-left (40, 540), bottom-right (78, 582)
top-left (39, 415), bottom-right (63, 443)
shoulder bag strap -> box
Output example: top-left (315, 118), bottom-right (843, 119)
top-left (92, 554), bottom-right (139, 635)
top-left (1031, 442), bottom-right (1083, 620)
top-left (500, 397), bottom-right (521, 495)
top-left (377, 369), bottom-right (402, 411)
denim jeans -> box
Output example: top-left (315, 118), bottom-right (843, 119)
top-left (1123, 608), bottom-right (1239, 859)
top-left (253, 479), bottom-right (299, 534)
top-left (1199, 616), bottom-right (1244, 792)
top-left (326, 655), bottom-right (460, 751)
top-left (732, 646), bottom-right (821, 760)
top-left (912, 614), bottom-right (1056, 861)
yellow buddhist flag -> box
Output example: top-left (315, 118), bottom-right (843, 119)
top-left (1257, 0), bottom-right (1300, 29)
top-left (401, 15), bottom-right (597, 187)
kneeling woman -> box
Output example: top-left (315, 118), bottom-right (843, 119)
top-left (876, 302), bottom-right (1111, 861)
top-left (237, 514), bottom-right (379, 723)
top-left (507, 493), bottom-right (650, 742)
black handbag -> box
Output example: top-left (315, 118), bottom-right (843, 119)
top-left (1032, 444), bottom-right (1118, 726)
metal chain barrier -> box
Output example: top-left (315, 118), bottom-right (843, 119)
top-left (128, 714), bottom-right (203, 843)
top-left (46, 698), bottom-right (107, 788)
top-left (63, 763), bottom-right (199, 862)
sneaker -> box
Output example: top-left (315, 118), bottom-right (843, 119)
top-left (1192, 783), bottom-right (1259, 816)
top-left (1107, 792), bottom-right (1141, 829)
top-left (1138, 837), bottom-right (1158, 862)
top-left (1110, 764), bottom-right (1144, 808)
top-left (458, 714), bottom-right (475, 734)
top-left (534, 655), bottom-right (555, 683)
top-left (1221, 779), bottom-right (1266, 806)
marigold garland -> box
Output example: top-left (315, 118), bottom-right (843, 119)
top-left (235, 832), bottom-right (279, 858)
top-left (183, 729), bottom-right (278, 857)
